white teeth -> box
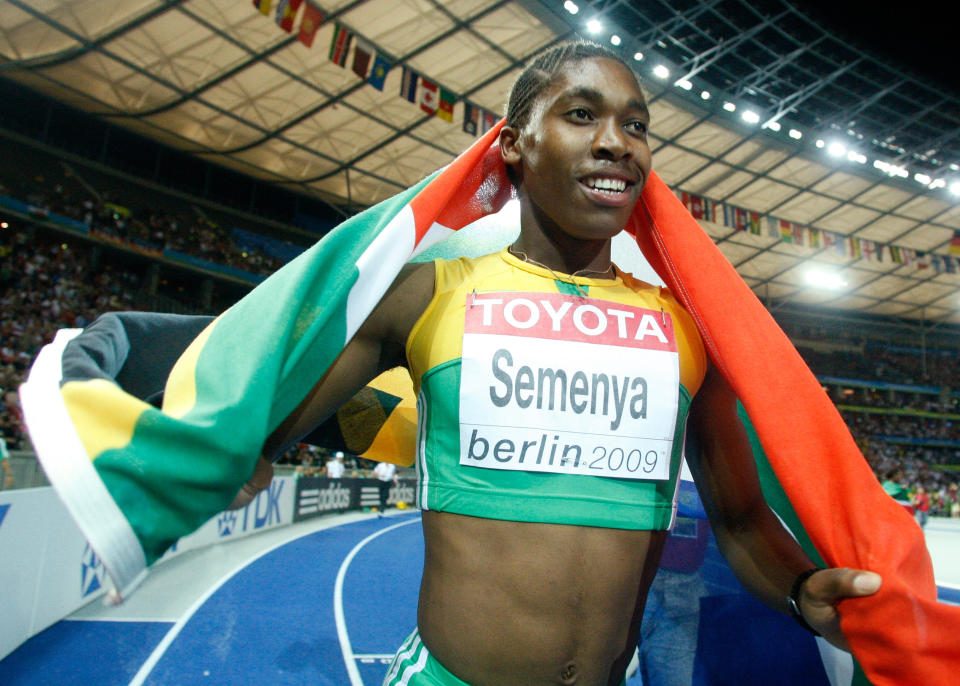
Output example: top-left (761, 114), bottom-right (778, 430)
top-left (585, 177), bottom-right (626, 192)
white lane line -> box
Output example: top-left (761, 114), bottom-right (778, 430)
top-left (335, 517), bottom-right (421, 686)
top-left (128, 518), bottom-right (377, 686)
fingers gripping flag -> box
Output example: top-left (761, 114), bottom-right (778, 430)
top-left (20, 122), bottom-right (960, 684)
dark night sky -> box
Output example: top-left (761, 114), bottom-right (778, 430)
top-left (791, 0), bottom-right (959, 95)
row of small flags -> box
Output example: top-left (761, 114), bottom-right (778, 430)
top-left (251, 0), bottom-right (500, 135)
top-left (681, 191), bottom-right (960, 275)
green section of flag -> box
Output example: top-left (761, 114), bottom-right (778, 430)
top-left (92, 173), bottom-right (437, 563)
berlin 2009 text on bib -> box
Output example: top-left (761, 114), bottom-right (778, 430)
top-left (459, 291), bottom-right (680, 480)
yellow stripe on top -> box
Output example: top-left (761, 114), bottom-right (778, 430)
top-left (406, 248), bottom-right (707, 397)
top-left (61, 379), bottom-right (152, 460)
top-left (162, 317), bottom-right (218, 419)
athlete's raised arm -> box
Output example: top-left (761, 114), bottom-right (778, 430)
top-left (229, 262), bottom-right (435, 508)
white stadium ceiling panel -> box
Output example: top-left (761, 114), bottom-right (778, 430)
top-left (1, 0), bottom-right (958, 324)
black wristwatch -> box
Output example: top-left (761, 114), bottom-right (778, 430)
top-left (786, 568), bottom-right (823, 635)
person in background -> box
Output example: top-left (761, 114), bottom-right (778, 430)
top-left (372, 461), bottom-right (398, 515)
top-left (326, 452), bottom-right (345, 479)
top-left (912, 485), bottom-right (931, 530)
top-left (0, 437), bottom-right (13, 490)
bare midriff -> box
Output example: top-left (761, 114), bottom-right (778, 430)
top-left (418, 510), bottom-right (666, 686)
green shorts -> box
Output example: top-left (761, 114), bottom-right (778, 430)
top-left (383, 630), bottom-right (470, 686)
top-left (383, 629), bottom-right (630, 686)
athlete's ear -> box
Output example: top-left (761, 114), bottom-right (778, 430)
top-left (499, 125), bottom-right (523, 187)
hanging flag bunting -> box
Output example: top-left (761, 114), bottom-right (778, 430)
top-left (778, 219), bottom-right (793, 242)
top-left (253, 0), bottom-right (272, 16)
top-left (747, 211), bottom-right (762, 235)
top-left (420, 78), bottom-right (438, 115)
top-left (328, 23), bottom-right (353, 67)
top-left (463, 102), bottom-right (479, 136)
top-left (861, 239), bottom-right (875, 261)
top-left (275, 0), bottom-right (302, 32)
top-left (889, 245), bottom-right (902, 264)
top-left (848, 236), bottom-right (862, 259)
top-left (297, 2), bottom-right (323, 47)
top-left (950, 230), bottom-right (960, 256)
top-left (437, 88), bottom-right (455, 122)
top-left (682, 192), bottom-right (704, 219)
top-left (807, 228), bottom-right (821, 249)
top-left (352, 39), bottom-right (373, 79)
top-left (915, 251), bottom-right (931, 269)
top-left (945, 256), bottom-right (956, 273)
top-left (368, 53), bottom-right (393, 91)
top-left (766, 216), bottom-right (779, 238)
top-left (400, 66), bottom-right (419, 103)
top-left (482, 109), bottom-right (497, 134)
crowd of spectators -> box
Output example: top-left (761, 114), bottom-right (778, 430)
top-left (1, 167), bottom-right (294, 279)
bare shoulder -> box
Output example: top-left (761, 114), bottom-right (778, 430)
top-left (362, 260), bottom-right (436, 346)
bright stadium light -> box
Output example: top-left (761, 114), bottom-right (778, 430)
top-left (827, 141), bottom-right (847, 158)
top-left (742, 110), bottom-right (760, 124)
top-left (763, 120), bottom-right (781, 132)
top-left (564, 0), bottom-right (579, 14)
top-left (610, 34), bottom-right (621, 46)
top-left (586, 18), bottom-right (602, 33)
top-left (653, 65), bottom-right (670, 79)
top-left (700, 90), bottom-right (711, 100)
top-left (805, 268), bottom-right (848, 290)
top-left (633, 51), bottom-right (644, 61)
top-left (722, 101), bottom-right (736, 112)
top-left (914, 172), bottom-right (932, 185)
top-left (789, 129), bottom-right (802, 140)
top-left (675, 78), bottom-right (692, 90)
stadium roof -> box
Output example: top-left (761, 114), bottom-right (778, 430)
top-left (2, 0), bottom-right (959, 325)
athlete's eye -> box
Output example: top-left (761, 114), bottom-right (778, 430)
top-left (568, 107), bottom-right (592, 121)
top-left (626, 120), bottom-right (648, 137)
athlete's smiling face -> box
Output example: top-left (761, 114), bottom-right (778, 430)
top-left (501, 57), bottom-right (652, 243)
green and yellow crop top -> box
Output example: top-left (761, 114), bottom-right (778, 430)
top-left (405, 248), bottom-right (707, 530)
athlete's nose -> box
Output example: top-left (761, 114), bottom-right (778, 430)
top-left (592, 117), bottom-right (631, 161)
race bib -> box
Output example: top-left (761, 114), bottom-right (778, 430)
top-left (459, 291), bottom-right (680, 480)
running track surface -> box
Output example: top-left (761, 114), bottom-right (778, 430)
top-left (1, 513), bottom-right (425, 686)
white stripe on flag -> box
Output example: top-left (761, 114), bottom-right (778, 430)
top-left (346, 204), bottom-right (418, 343)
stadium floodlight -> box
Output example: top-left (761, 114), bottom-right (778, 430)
top-left (586, 18), bottom-right (602, 33)
top-left (789, 129), bottom-right (802, 140)
top-left (675, 78), bottom-right (692, 90)
top-left (949, 182), bottom-right (960, 196)
top-left (763, 120), bottom-right (781, 132)
top-left (610, 34), bottom-right (621, 46)
top-left (914, 172), bottom-right (932, 185)
top-left (700, 90), bottom-right (711, 100)
top-left (653, 65), bottom-right (670, 79)
top-left (633, 51), bottom-right (644, 61)
top-left (722, 101), bottom-right (736, 112)
top-left (564, 1), bottom-right (579, 14)
top-left (741, 110), bottom-right (760, 124)
top-left (847, 151), bottom-right (867, 164)
top-left (929, 178), bottom-right (946, 190)
top-left (0, 221), bottom-right (8, 229)
top-left (816, 139), bottom-right (825, 148)
top-left (805, 268), bottom-right (848, 290)
top-left (827, 141), bottom-right (847, 158)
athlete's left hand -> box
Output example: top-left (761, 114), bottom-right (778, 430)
top-left (228, 457), bottom-right (274, 510)
top-left (800, 568), bottom-right (882, 650)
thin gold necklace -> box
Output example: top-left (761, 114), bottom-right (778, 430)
top-left (507, 245), bottom-right (615, 297)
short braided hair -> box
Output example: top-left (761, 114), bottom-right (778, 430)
top-left (505, 41), bottom-right (643, 133)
